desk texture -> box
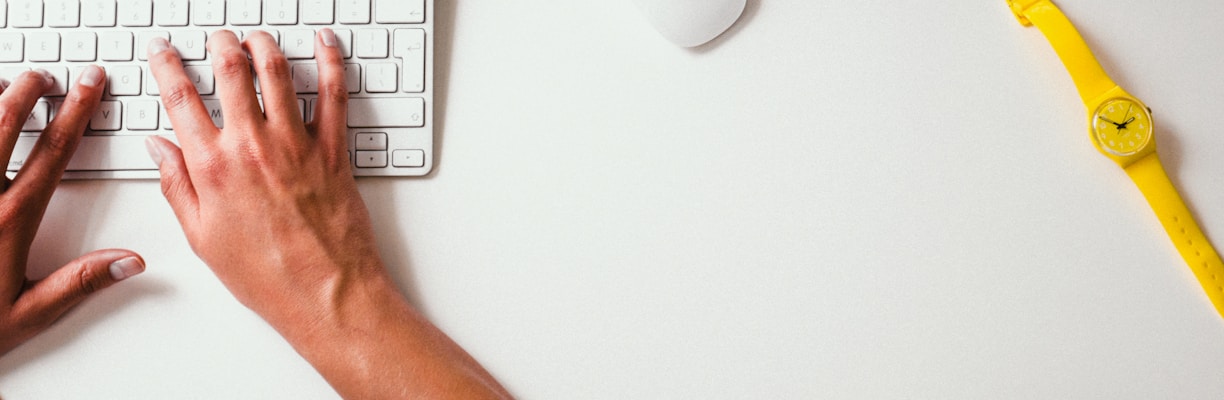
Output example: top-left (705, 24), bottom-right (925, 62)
top-left (4, 1), bottom-right (1224, 398)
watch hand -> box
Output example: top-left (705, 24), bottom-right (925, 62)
top-left (1099, 115), bottom-right (1123, 126)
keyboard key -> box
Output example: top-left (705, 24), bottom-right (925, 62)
top-left (90, 101), bottom-right (122, 131)
top-left (337, 0), bottom-right (371, 24)
top-left (301, 0), bottom-right (334, 25)
top-left (194, 0), bottom-right (226, 26)
top-left (11, 136), bottom-right (159, 171)
top-left (0, 34), bottom-right (25, 62)
top-left (0, 68), bottom-right (30, 83)
top-left (354, 150), bottom-right (386, 168)
top-left (67, 65), bottom-right (87, 91)
top-left (356, 29), bottom-right (388, 59)
top-left (292, 63), bottom-right (319, 93)
top-left (0, 2), bottom-right (6, 28)
top-left (22, 101), bottom-right (50, 132)
top-left (283, 29), bottom-right (316, 59)
top-left (117, 0), bottom-right (152, 27)
top-left (354, 132), bottom-right (386, 150)
top-left (392, 149), bottom-right (425, 168)
top-left (334, 29), bottom-right (353, 58)
top-left (160, 106), bottom-right (172, 130)
top-left (27, 32), bottom-right (61, 62)
top-left (46, 66), bottom-right (69, 96)
top-left (364, 63), bottom-right (396, 93)
top-left (99, 31), bottom-right (133, 61)
top-left (344, 63), bottom-right (360, 93)
top-left (82, 0), bottom-right (117, 27)
top-left (184, 65), bottom-right (215, 95)
top-left (229, 0), bottom-right (262, 26)
top-left (125, 100), bottom-right (158, 130)
top-left (136, 31), bottom-right (168, 61)
top-left (266, 0), bottom-right (298, 25)
top-left (394, 29), bottom-right (425, 93)
top-left (171, 31), bottom-right (207, 61)
top-left (203, 99), bottom-right (224, 128)
top-left (46, 0), bottom-right (81, 27)
top-left (106, 65), bottom-right (142, 96)
top-left (375, 0), bottom-right (424, 24)
top-left (348, 97), bottom-right (423, 128)
top-left (11, 0), bottom-right (44, 28)
top-left (145, 68), bottom-right (159, 95)
top-left (63, 32), bottom-right (98, 62)
top-left (155, 0), bottom-right (189, 27)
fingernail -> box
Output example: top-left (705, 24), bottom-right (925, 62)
top-left (78, 65), bottom-right (104, 88)
top-left (145, 137), bottom-right (163, 166)
top-left (109, 257), bottom-right (145, 281)
top-left (0, 79), bottom-right (9, 91)
top-left (320, 28), bottom-right (338, 47)
top-left (34, 69), bottom-right (55, 87)
top-left (148, 37), bottom-right (172, 57)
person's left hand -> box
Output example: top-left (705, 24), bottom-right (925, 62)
top-left (0, 67), bottom-right (145, 357)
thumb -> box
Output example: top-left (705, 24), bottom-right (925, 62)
top-left (14, 250), bottom-right (145, 330)
top-left (146, 136), bottom-right (200, 230)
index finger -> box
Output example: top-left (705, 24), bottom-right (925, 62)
top-left (7, 66), bottom-right (106, 212)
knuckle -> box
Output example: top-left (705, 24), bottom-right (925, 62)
top-left (161, 81), bottom-right (201, 112)
top-left (0, 203), bottom-right (21, 224)
top-left (193, 152), bottom-right (231, 187)
top-left (213, 50), bottom-right (251, 78)
top-left (0, 106), bottom-right (22, 129)
top-left (160, 166), bottom-right (188, 200)
top-left (256, 55), bottom-right (291, 80)
top-left (320, 81), bottom-right (349, 104)
top-left (39, 127), bottom-right (80, 155)
top-left (75, 264), bottom-right (106, 295)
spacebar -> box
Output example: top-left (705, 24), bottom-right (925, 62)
top-left (8, 136), bottom-right (158, 171)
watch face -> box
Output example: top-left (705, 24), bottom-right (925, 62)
top-left (1092, 98), bottom-right (1153, 156)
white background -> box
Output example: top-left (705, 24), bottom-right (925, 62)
top-left (4, 0), bottom-right (1224, 398)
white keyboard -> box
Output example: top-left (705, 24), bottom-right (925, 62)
top-left (1, 0), bottom-right (433, 179)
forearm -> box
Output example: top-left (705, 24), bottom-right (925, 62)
top-left (272, 273), bottom-right (512, 400)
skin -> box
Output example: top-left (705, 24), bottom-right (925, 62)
top-left (0, 67), bottom-right (146, 357)
top-left (0, 30), bottom-right (510, 399)
top-left (144, 30), bottom-right (512, 399)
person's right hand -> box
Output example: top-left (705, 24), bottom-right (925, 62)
top-left (145, 30), bottom-right (510, 399)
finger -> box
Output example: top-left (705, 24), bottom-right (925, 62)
top-left (207, 30), bottom-right (264, 129)
top-left (8, 66), bottom-right (105, 207)
top-left (11, 250), bottom-right (144, 332)
top-left (243, 31), bottom-right (304, 129)
top-left (310, 28), bottom-right (350, 156)
top-left (148, 37), bottom-right (218, 152)
top-left (0, 70), bottom-right (55, 168)
top-left (146, 136), bottom-right (200, 233)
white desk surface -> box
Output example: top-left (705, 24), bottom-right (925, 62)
top-left (4, 1), bottom-right (1224, 398)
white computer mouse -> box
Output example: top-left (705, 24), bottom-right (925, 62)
top-left (634, 0), bottom-right (747, 48)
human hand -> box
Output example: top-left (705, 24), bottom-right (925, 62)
top-left (0, 68), bottom-right (145, 356)
top-left (146, 29), bottom-right (510, 399)
top-left (144, 29), bottom-right (380, 326)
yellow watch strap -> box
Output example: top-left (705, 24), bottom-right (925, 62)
top-left (1010, 0), bottom-right (1118, 107)
top-left (1125, 154), bottom-right (1224, 316)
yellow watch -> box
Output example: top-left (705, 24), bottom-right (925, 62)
top-left (1008, 0), bottom-right (1224, 318)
